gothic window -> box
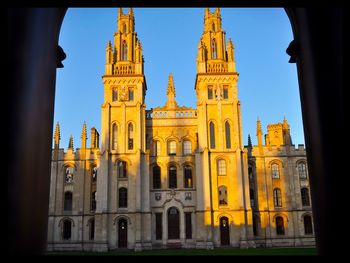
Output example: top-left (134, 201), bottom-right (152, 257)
top-left (225, 121), bottom-right (231, 149)
top-left (112, 123), bottom-right (118, 150)
top-left (304, 215), bottom-right (313, 235)
top-left (91, 191), bottom-right (96, 211)
top-left (250, 188), bottom-right (255, 207)
top-left (128, 89), bottom-right (134, 101)
top-left (112, 89), bottom-right (118, 101)
top-left (218, 185), bottom-right (228, 206)
top-left (212, 23), bottom-right (215, 32)
top-left (223, 86), bottom-right (229, 99)
top-left (65, 167), bottom-right (74, 184)
top-left (169, 166), bottom-right (177, 189)
top-left (271, 163), bottom-right (280, 179)
top-left (184, 165), bottom-right (193, 188)
top-left (185, 212), bottom-right (192, 239)
top-left (275, 216), bottom-right (285, 235)
top-left (153, 140), bottom-right (161, 156)
top-left (122, 40), bottom-right (128, 61)
top-left (117, 160), bottom-right (127, 178)
top-left (128, 123), bottom-right (134, 150)
top-left (92, 167), bottom-right (97, 183)
top-left (123, 23), bottom-right (127, 34)
top-left (273, 188), bottom-right (282, 207)
top-left (298, 162), bottom-right (307, 179)
top-left (183, 140), bottom-right (192, 155)
top-left (208, 86), bottom-right (213, 99)
top-left (118, 187), bottom-right (127, 208)
top-left (217, 159), bottom-right (227, 176)
top-left (155, 213), bottom-right (162, 240)
top-left (62, 219), bottom-right (72, 240)
top-left (168, 140), bottom-right (176, 155)
top-left (301, 188), bottom-right (310, 206)
top-left (153, 165), bottom-right (161, 189)
top-left (64, 191), bottom-right (72, 211)
top-left (209, 122), bottom-right (216, 149)
top-left (212, 39), bottom-right (217, 59)
top-left (89, 219), bottom-right (95, 240)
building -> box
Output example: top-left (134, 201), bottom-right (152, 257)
top-left (47, 8), bottom-right (315, 251)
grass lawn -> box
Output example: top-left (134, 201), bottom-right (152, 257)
top-left (47, 247), bottom-right (317, 256)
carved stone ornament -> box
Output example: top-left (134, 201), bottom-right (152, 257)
top-left (119, 86), bottom-right (128, 101)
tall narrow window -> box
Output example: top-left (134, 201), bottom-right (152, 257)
top-left (271, 163), bottom-right (280, 179)
top-left (218, 185), bottom-right (228, 206)
top-left (64, 191), bottom-right (73, 211)
top-left (298, 162), bottom-right (307, 179)
top-left (225, 122), bottom-right (231, 149)
top-left (275, 216), bottom-right (285, 235)
top-left (273, 188), bottom-right (282, 207)
top-left (183, 140), bottom-right (192, 155)
top-left (250, 188), bottom-right (255, 207)
top-left (123, 23), bottom-right (127, 34)
top-left (91, 191), bottom-right (96, 211)
top-left (301, 188), bottom-right (310, 206)
top-left (112, 89), bottom-right (118, 101)
top-left (217, 159), bottom-right (226, 176)
top-left (128, 123), bottom-right (134, 150)
top-left (62, 220), bottom-right (72, 240)
top-left (122, 40), bottom-right (128, 61)
top-left (155, 213), bottom-right (162, 240)
top-left (185, 212), bottom-right (192, 239)
top-left (184, 166), bottom-right (193, 188)
top-left (253, 214), bottom-right (259, 236)
top-left (169, 166), bottom-right (177, 189)
top-left (304, 215), bottom-right (313, 235)
top-left (168, 140), bottom-right (176, 155)
top-left (223, 86), bottom-right (228, 99)
top-left (209, 122), bottom-right (215, 149)
top-left (112, 123), bottom-right (118, 150)
top-left (89, 219), bottom-right (95, 240)
top-left (212, 39), bottom-right (217, 59)
top-left (208, 86), bottom-right (213, 99)
top-left (118, 160), bottom-right (127, 178)
top-left (118, 187), bottom-right (127, 208)
top-left (128, 89), bottom-right (134, 101)
top-left (212, 23), bottom-right (215, 32)
top-left (153, 165), bottom-right (161, 189)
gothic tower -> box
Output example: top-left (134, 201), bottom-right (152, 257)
top-left (195, 8), bottom-right (254, 248)
top-left (96, 8), bottom-right (150, 251)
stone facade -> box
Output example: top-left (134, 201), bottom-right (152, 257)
top-left (47, 8), bottom-right (315, 251)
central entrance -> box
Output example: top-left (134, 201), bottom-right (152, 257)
top-left (168, 207), bottom-right (180, 239)
top-left (118, 218), bottom-right (127, 248)
top-left (220, 216), bottom-right (230, 246)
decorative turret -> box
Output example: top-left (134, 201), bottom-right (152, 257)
top-left (247, 134), bottom-right (252, 149)
top-left (256, 118), bottom-right (264, 155)
top-left (282, 116), bottom-right (292, 145)
top-left (81, 121), bottom-right (87, 149)
top-left (68, 135), bottom-right (74, 151)
top-left (105, 41), bottom-right (113, 75)
top-left (165, 73), bottom-right (178, 109)
top-left (90, 127), bottom-right (99, 149)
top-left (54, 122), bottom-right (60, 149)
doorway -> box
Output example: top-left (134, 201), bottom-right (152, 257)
top-left (220, 216), bottom-right (230, 246)
top-left (118, 219), bottom-right (127, 248)
top-left (168, 207), bottom-right (180, 239)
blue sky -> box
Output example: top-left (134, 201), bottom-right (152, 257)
top-left (54, 8), bottom-right (304, 149)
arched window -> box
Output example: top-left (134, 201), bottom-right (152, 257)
top-left (64, 191), bottom-right (72, 211)
top-left (122, 40), bottom-right (128, 61)
top-left (62, 219), bottom-right (72, 240)
top-left (304, 215), bottom-right (313, 235)
top-left (89, 219), bottom-right (95, 240)
top-left (168, 140), bottom-right (176, 155)
top-left (275, 216), bottom-right (285, 235)
top-left (298, 162), bottom-right (307, 179)
top-left (225, 122), bottom-right (231, 149)
top-left (123, 23), bottom-right (127, 34)
top-left (118, 187), bottom-right (127, 208)
top-left (212, 39), bottom-right (217, 59)
top-left (183, 140), bottom-right (192, 155)
top-left (112, 89), bottom-right (118, 101)
top-left (271, 163), bottom-right (280, 179)
top-left (212, 23), bottom-right (215, 32)
top-left (112, 123), bottom-right (118, 150)
top-left (273, 188), bottom-right (282, 207)
top-left (217, 159), bottom-right (226, 176)
top-left (301, 188), bottom-right (310, 206)
top-left (65, 167), bottom-right (74, 184)
top-left (209, 122), bottom-right (215, 149)
top-left (218, 185), bottom-right (228, 206)
top-left (117, 160), bottom-right (127, 178)
top-left (153, 165), bottom-right (161, 189)
top-left (184, 165), bottom-right (193, 188)
top-left (91, 191), bottom-right (96, 211)
top-left (169, 166), bottom-right (177, 189)
top-left (128, 123), bottom-right (134, 150)
top-left (153, 141), bottom-right (161, 156)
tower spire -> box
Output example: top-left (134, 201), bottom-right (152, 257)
top-left (165, 73), bottom-right (177, 109)
top-left (81, 121), bottom-right (87, 149)
top-left (68, 135), bottom-right (74, 151)
top-left (256, 118), bottom-right (263, 151)
top-left (54, 122), bottom-right (60, 149)
top-left (248, 134), bottom-right (252, 148)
